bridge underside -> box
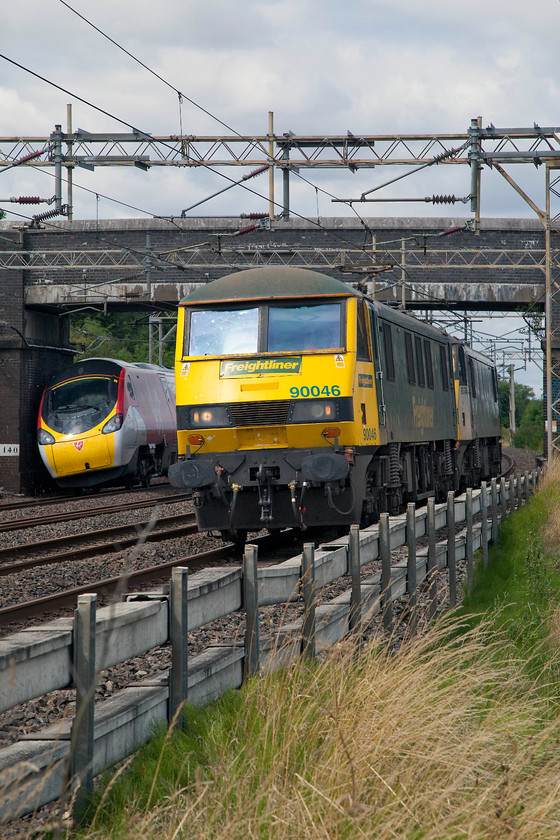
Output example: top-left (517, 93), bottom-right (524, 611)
top-left (24, 279), bottom-right (544, 312)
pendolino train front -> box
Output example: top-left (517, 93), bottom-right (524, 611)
top-left (37, 358), bottom-right (177, 489)
top-left (169, 267), bottom-right (501, 538)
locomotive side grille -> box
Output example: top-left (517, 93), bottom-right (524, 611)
top-left (229, 400), bottom-right (291, 427)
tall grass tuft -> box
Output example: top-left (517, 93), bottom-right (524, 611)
top-left (63, 613), bottom-right (560, 840)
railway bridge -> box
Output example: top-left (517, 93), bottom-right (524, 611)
top-left (0, 214), bottom-right (551, 494)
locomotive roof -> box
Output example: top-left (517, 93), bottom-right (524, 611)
top-left (179, 267), bottom-right (360, 305)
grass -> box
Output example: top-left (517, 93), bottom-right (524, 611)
top-left (57, 618), bottom-right (560, 840)
top-left (459, 463), bottom-right (560, 689)
top-left (44, 463), bottom-right (560, 840)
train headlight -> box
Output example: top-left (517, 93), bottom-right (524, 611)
top-left (102, 413), bottom-right (123, 434)
top-left (188, 405), bottom-right (232, 428)
top-left (37, 428), bottom-right (55, 445)
top-left (291, 399), bottom-right (337, 423)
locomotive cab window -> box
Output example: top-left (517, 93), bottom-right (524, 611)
top-left (267, 302), bottom-right (342, 352)
top-left (469, 358), bottom-right (477, 398)
top-left (456, 345), bottom-right (467, 385)
top-left (381, 321), bottom-right (395, 380)
top-left (356, 301), bottom-right (371, 361)
top-left (187, 308), bottom-right (259, 356)
top-left (184, 301), bottom-right (344, 357)
top-left (492, 367), bottom-right (499, 401)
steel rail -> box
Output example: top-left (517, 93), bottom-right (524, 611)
top-left (0, 534), bottom-right (283, 624)
top-left (0, 513), bottom-right (198, 574)
top-left (0, 493), bottom-right (191, 532)
top-left (0, 483), bottom-right (176, 513)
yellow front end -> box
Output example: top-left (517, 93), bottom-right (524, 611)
top-left (170, 271), bottom-right (382, 532)
top-left (176, 352), bottom-right (357, 456)
top-left (38, 422), bottom-right (115, 480)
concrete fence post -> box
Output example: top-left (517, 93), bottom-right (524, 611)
top-left (301, 543), bottom-right (316, 659)
top-left (406, 502), bottom-right (417, 633)
top-left (427, 498), bottom-right (437, 619)
top-left (348, 524), bottom-right (362, 640)
top-left (500, 476), bottom-right (507, 521)
top-left (491, 477), bottom-right (499, 544)
top-left (379, 513), bottom-right (392, 632)
top-left (466, 487), bottom-right (474, 594)
top-left (70, 593), bottom-right (97, 821)
top-left (243, 544), bottom-right (261, 677)
top-left (510, 474), bottom-right (516, 510)
top-left (170, 567), bottom-right (188, 729)
top-left (516, 473), bottom-right (523, 508)
top-left (447, 491), bottom-right (457, 607)
top-left (480, 482), bottom-right (489, 569)
top-left (524, 470), bottom-right (530, 502)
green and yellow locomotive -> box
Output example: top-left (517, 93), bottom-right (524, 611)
top-left (169, 267), bottom-right (501, 539)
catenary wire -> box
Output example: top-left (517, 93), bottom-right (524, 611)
top-left (0, 50), bottom-right (374, 254)
top-left (58, 0), bottom-right (265, 145)
top-left (0, 38), bottom-right (540, 360)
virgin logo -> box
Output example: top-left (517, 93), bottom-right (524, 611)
top-left (73, 441), bottom-right (84, 452)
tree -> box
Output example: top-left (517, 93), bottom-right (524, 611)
top-left (69, 310), bottom-right (176, 367)
top-left (512, 398), bottom-right (544, 452)
top-left (497, 380), bottom-right (537, 430)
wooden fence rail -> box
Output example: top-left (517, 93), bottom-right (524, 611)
top-left (0, 469), bottom-right (541, 823)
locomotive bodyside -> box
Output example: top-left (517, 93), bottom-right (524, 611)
top-left (369, 302), bottom-right (459, 512)
top-left (37, 358), bottom-right (177, 489)
top-left (452, 341), bottom-right (502, 488)
top-left (169, 267), bottom-right (499, 538)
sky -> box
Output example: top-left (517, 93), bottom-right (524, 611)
top-left (2, 0), bottom-right (559, 395)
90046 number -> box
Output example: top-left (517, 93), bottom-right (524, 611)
top-left (290, 385), bottom-right (341, 398)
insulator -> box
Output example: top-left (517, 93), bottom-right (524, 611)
top-left (16, 149), bottom-right (44, 164)
top-left (242, 165), bottom-right (269, 180)
top-left (235, 224), bottom-right (259, 236)
top-left (431, 195), bottom-right (457, 205)
top-left (240, 212), bottom-right (269, 219)
top-left (31, 207), bottom-right (63, 222)
top-left (13, 196), bottom-right (44, 204)
top-left (432, 148), bottom-right (457, 163)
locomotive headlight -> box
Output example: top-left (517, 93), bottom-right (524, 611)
top-left (291, 399), bottom-right (337, 423)
top-left (189, 405), bottom-right (231, 428)
top-left (102, 413), bottom-right (123, 434)
top-left (37, 428), bottom-right (55, 445)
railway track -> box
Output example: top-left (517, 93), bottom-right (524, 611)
top-left (501, 450), bottom-right (515, 478)
top-left (0, 512), bottom-right (199, 574)
top-left (0, 492), bottom-right (192, 533)
top-left (0, 482), bottom-right (177, 514)
top-left (0, 447), bottom-right (533, 634)
top-left (0, 534), bottom-right (281, 624)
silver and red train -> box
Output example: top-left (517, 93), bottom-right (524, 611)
top-left (37, 357), bottom-right (177, 490)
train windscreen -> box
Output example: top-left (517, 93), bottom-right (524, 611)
top-left (185, 302), bottom-right (342, 356)
top-left (43, 375), bottom-right (119, 434)
top-left (188, 308), bottom-right (259, 356)
top-left (267, 303), bottom-right (341, 352)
